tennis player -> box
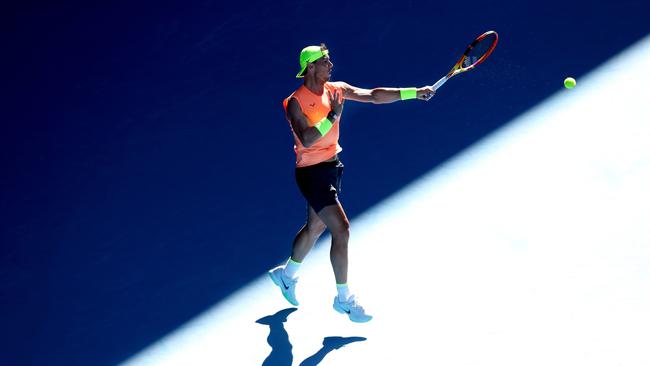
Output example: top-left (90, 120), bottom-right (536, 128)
top-left (269, 44), bottom-right (435, 323)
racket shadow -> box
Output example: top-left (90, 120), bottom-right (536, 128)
top-left (255, 308), bottom-right (367, 366)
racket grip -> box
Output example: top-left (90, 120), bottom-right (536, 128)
top-left (431, 76), bottom-right (448, 91)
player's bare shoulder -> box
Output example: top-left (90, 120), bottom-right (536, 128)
top-left (328, 81), bottom-right (351, 91)
top-left (327, 81), bottom-right (353, 99)
top-left (327, 81), bottom-right (348, 88)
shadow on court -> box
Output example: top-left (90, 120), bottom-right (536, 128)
top-left (255, 308), bottom-right (367, 366)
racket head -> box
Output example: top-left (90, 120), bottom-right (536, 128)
top-left (451, 31), bottom-right (498, 75)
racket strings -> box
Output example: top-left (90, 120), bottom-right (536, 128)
top-left (462, 33), bottom-right (497, 69)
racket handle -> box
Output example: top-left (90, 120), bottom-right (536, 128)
top-left (431, 75), bottom-right (449, 91)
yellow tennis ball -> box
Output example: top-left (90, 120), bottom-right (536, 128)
top-left (564, 77), bottom-right (576, 89)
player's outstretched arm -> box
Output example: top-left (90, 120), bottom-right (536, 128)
top-left (333, 81), bottom-right (435, 104)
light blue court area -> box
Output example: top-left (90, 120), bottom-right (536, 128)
top-left (122, 35), bottom-right (650, 366)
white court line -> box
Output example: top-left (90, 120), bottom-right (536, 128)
top-left (122, 34), bottom-right (650, 366)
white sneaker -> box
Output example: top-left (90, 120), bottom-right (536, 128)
top-left (268, 266), bottom-right (299, 306)
top-left (333, 295), bottom-right (372, 323)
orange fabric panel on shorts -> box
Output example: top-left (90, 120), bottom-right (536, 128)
top-left (283, 83), bottom-right (343, 167)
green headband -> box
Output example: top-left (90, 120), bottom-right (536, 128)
top-left (296, 46), bottom-right (329, 78)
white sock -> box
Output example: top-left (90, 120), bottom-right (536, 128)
top-left (336, 283), bottom-right (351, 301)
top-left (283, 257), bottom-right (301, 279)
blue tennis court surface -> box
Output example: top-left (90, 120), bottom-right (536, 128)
top-left (3, 1), bottom-right (649, 365)
top-left (121, 35), bottom-right (650, 366)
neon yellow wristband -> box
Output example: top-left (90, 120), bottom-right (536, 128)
top-left (314, 117), bottom-right (333, 136)
top-left (400, 88), bottom-right (417, 100)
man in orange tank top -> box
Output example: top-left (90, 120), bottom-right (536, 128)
top-left (269, 43), bottom-right (435, 323)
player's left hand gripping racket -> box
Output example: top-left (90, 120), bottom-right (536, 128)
top-left (429, 30), bottom-right (499, 91)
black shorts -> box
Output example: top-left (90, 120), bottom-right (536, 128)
top-left (295, 159), bottom-right (344, 213)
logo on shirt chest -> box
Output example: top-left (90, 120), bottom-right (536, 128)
top-left (309, 102), bottom-right (316, 107)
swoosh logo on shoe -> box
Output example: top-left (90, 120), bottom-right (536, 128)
top-left (280, 277), bottom-right (290, 290)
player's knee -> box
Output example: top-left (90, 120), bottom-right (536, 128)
top-left (331, 221), bottom-right (350, 241)
top-left (307, 221), bottom-right (327, 238)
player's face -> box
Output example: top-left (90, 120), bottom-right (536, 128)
top-left (310, 55), bottom-right (333, 81)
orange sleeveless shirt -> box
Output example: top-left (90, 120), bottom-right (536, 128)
top-left (283, 82), bottom-right (343, 167)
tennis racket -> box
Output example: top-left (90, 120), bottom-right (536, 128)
top-left (429, 30), bottom-right (499, 91)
